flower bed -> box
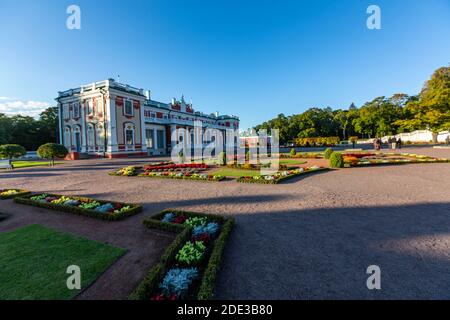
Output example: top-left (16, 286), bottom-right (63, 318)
top-left (0, 189), bottom-right (31, 200)
top-left (110, 164), bottom-right (225, 182)
top-left (130, 209), bottom-right (234, 300)
top-left (14, 193), bottom-right (142, 221)
top-left (143, 163), bottom-right (208, 171)
top-left (237, 166), bottom-right (328, 184)
top-left (342, 153), bottom-right (376, 158)
top-left (225, 162), bottom-right (289, 171)
top-left (343, 152), bottom-right (449, 167)
top-left (140, 171), bottom-right (225, 181)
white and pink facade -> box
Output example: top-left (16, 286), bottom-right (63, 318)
top-left (56, 79), bottom-right (239, 159)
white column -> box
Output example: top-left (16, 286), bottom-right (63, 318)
top-left (153, 128), bottom-right (158, 150)
top-left (107, 96), bottom-right (118, 153)
top-left (139, 102), bottom-right (147, 152)
top-left (81, 102), bottom-right (87, 152)
top-left (163, 127), bottom-right (167, 152)
top-left (57, 102), bottom-right (63, 144)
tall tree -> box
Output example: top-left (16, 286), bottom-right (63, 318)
top-left (395, 67), bottom-right (450, 141)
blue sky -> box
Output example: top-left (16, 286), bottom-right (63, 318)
top-left (0, 0), bottom-right (449, 129)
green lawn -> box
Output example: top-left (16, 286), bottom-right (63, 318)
top-left (211, 167), bottom-right (263, 177)
top-left (11, 161), bottom-right (63, 169)
top-left (0, 224), bottom-right (126, 300)
top-left (212, 161), bottom-right (307, 177)
top-left (279, 159), bottom-right (307, 165)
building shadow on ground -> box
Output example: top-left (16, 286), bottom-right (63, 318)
top-left (213, 202), bottom-right (450, 300)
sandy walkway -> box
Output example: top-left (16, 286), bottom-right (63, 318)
top-left (1, 147), bottom-right (450, 299)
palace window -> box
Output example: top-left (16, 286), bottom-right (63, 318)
top-left (73, 102), bottom-right (80, 118)
top-left (125, 124), bottom-right (135, 146)
top-left (125, 130), bottom-right (134, 145)
top-left (124, 100), bottom-right (133, 116)
top-left (96, 124), bottom-right (104, 147)
top-left (63, 105), bottom-right (70, 120)
top-left (146, 129), bottom-right (153, 148)
top-left (64, 127), bottom-right (71, 147)
top-left (87, 124), bottom-right (95, 148)
top-left (96, 98), bottom-right (103, 114)
top-left (87, 99), bottom-right (94, 115)
top-left (157, 130), bottom-right (164, 149)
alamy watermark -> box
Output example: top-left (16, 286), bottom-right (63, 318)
top-left (66, 5), bottom-right (81, 30)
top-left (366, 265), bottom-right (381, 290)
top-left (367, 5), bottom-right (381, 30)
top-left (66, 265), bottom-right (81, 290)
top-left (169, 122), bottom-right (280, 175)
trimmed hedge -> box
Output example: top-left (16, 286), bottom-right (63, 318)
top-left (130, 209), bottom-right (234, 300)
top-left (0, 189), bottom-right (31, 200)
top-left (324, 148), bottom-right (334, 159)
top-left (329, 152), bottom-right (344, 168)
top-left (197, 218), bottom-right (234, 300)
top-left (237, 167), bottom-right (329, 184)
top-left (14, 193), bottom-right (142, 221)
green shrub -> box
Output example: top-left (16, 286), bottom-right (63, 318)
top-left (0, 144), bottom-right (26, 160)
top-left (185, 216), bottom-right (208, 228)
top-left (290, 148), bottom-right (296, 157)
top-left (37, 143), bottom-right (68, 165)
top-left (324, 148), bottom-right (333, 159)
top-left (329, 152), bottom-right (344, 168)
top-left (175, 241), bottom-right (206, 265)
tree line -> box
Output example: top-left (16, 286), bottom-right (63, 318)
top-left (0, 107), bottom-right (58, 151)
top-left (255, 66), bottom-right (450, 144)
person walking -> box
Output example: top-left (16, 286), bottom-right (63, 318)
top-left (397, 138), bottom-right (402, 149)
top-left (446, 136), bottom-right (450, 145)
top-left (392, 137), bottom-right (397, 149)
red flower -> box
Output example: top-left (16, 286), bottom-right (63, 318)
top-left (173, 214), bottom-right (187, 224)
top-left (343, 153), bottom-right (375, 158)
top-left (150, 294), bottom-right (165, 301)
top-left (192, 233), bottom-right (211, 244)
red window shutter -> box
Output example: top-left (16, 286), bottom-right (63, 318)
top-left (115, 97), bottom-right (124, 107)
top-left (156, 112), bottom-right (163, 119)
top-left (133, 100), bottom-right (140, 109)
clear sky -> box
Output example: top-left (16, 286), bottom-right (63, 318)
top-left (0, 0), bottom-right (449, 129)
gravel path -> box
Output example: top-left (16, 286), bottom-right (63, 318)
top-left (1, 147), bottom-right (450, 299)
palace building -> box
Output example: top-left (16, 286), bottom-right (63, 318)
top-left (56, 79), bottom-right (239, 159)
